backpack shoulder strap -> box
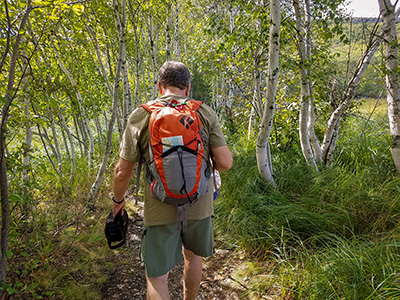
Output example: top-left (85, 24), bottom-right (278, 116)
top-left (141, 100), bottom-right (164, 113)
top-left (185, 99), bottom-right (203, 111)
top-left (134, 101), bottom-right (161, 204)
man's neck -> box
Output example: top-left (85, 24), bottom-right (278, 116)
top-left (161, 88), bottom-right (186, 97)
top-left (159, 84), bottom-right (190, 97)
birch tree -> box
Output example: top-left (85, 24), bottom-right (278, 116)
top-left (0, 0), bottom-right (32, 285)
top-left (57, 100), bottom-right (76, 181)
top-left (256, 0), bottom-right (280, 186)
top-left (378, 0), bottom-right (400, 172)
top-left (53, 43), bottom-right (95, 169)
top-left (88, 0), bottom-right (127, 204)
top-left (321, 35), bottom-right (382, 164)
top-left (127, 0), bottom-right (142, 107)
top-left (118, 0), bottom-right (133, 129)
top-left (173, 0), bottom-right (181, 60)
top-left (319, 6), bottom-right (400, 165)
top-left (293, 0), bottom-right (318, 168)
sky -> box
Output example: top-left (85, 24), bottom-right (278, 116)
top-left (346, 0), bottom-right (380, 17)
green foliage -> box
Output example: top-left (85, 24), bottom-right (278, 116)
top-left (3, 158), bottom-right (117, 299)
top-left (213, 98), bottom-right (400, 299)
top-left (0, 0), bottom-right (395, 298)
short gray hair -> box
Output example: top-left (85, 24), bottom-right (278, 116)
top-left (158, 61), bottom-right (191, 90)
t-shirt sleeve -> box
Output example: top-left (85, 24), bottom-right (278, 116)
top-left (198, 103), bottom-right (227, 149)
top-left (209, 114), bottom-right (227, 149)
top-left (119, 107), bottom-right (149, 163)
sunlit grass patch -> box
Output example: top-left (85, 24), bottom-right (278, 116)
top-left (357, 98), bottom-right (387, 118)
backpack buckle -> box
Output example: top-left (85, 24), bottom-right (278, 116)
top-left (167, 99), bottom-right (184, 110)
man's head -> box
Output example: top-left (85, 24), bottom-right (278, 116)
top-left (158, 61), bottom-right (191, 90)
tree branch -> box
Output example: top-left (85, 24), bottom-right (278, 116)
top-left (0, 0), bottom-right (11, 74)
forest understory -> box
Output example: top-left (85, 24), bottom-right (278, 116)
top-left (3, 0), bottom-right (400, 299)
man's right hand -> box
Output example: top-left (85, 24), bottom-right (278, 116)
top-left (113, 199), bottom-right (125, 217)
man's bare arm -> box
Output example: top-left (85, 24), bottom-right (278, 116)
top-left (112, 158), bottom-right (136, 216)
top-left (211, 145), bottom-right (233, 171)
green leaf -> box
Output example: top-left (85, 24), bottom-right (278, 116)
top-left (28, 282), bottom-right (39, 290)
top-left (90, 235), bottom-right (103, 241)
top-left (6, 250), bottom-right (13, 259)
top-left (72, 4), bottom-right (85, 15)
top-left (6, 286), bottom-right (17, 295)
top-left (9, 194), bottom-right (22, 202)
top-left (33, 0), bottom-right (51, 5)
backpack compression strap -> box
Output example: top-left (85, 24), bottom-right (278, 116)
top-left (141, 99), bottom-right (203, 113)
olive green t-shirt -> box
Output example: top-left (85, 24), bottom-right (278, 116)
top-left (119, 94), bottom-right (227, 226)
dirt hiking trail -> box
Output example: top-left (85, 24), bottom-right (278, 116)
top-left (101, 206), bottom-right (247, 300)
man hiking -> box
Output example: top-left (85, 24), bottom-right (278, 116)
top-left (111, 61), bottom-right (233, 300)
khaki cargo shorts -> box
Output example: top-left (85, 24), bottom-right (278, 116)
top-left (140, 217), bottom-right (213, 278)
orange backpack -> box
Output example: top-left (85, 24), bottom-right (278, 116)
top-left (141, 99), bottom-right (210, 206)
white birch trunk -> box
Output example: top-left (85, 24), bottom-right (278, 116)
top-left (174, 0), bottom-right (181, 60)
top-left (127, 0), bottom-right (141, 107)
top-left (22, 55), bottom-right (32, 218)
top-left (39, 126), bottom-right (59, 173)
top-left (149, 15), bottom-right (158, 98)
top-left (248, 105), bottom-right (255, 141)
top-left (321, 38), bottom-right (382, 163)
top-left (88, 40), bottom-right (124, 206)
top-left (56, 101), bottom-right (76, 182)
top-left (256, 0), bottom-right (280, 186)
top-left (95, 116), bottom-right (104, 152)
top-left (325, 118), bottom-right (340, 166)
top-left (122, 25), bottom-right (133, 126)
top-left (49, 106), bottom-right (62, 175)
top-left (86, 25), bottom-right (114, 98)
top-left (134, 36), bottom-right (141, 107)
top-left (253, 57), bottom-right (263, 117)
top-left (293, 0), bottom-right (317, 168)
top-left (304, 0), bottom-right (322, 165)
top-left (166, 4), bottom-right (172, 61)
top-left (23, 93), bottom-right (31, 188)
top-left (73, 115), bottom-right (83, 157)
top-left (53, 45), bottom-right (94, 169)
top-left (378, 0), bottom-right (400, 172)
top-left (227, 4), bottom-right (235, 112)
top-left (114, 0), bottom-right (132, 128)
top-left (113, 0), bottom-right (127, 139)
top-left (0, 1), bottom-right (32, 284)
top-left (320, 9), bottom-right (400, 164)
top-left (77, 116), bottom-right (88, 156)
top-left (22, 48), bottom-right (31, 195)
top-left (88, 0), bottom-right (127, 204)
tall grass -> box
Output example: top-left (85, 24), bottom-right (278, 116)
top-left (214, 98), bottom-right (400, 298)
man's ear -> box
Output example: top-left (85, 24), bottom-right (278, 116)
top-left (158, 82), bottom-right (163, 95)
top-left (185, 84), bottom-right (190, 97)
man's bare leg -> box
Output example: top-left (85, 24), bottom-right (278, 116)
top-left (182, 248), bottom-right (202, 300)
top-left (146, 273), bottom-right (170, 300)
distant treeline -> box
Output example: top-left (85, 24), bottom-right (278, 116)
top-left (351, 16), bottom-right (381, 23)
